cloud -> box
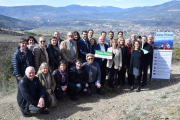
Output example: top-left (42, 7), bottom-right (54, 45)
top-left (115, 0), bottom-right (123, 1)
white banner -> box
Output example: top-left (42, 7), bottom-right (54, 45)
top-left (152, 50), bottom-right (172, 79)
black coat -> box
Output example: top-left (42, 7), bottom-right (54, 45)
top-left (142, 42), bottom-right (153, 66)
top-left (47, 45), bottom-right (61, 68)
top-left (69, 66), bottom-right (88, 87)
top-left (119, 46), bottom-right (128, 68)
top-left (53, 70), bottom-right (69, 89)
top-left (13, 46), bottom-right (34, 77)
top-left (17, 75), bottom-right (46, 114)
top-left (77, 38), bottom-right (90, 62)
top-left (128, 50), bottom-right (144, 76)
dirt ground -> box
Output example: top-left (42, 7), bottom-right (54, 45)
top-left (0, 63), bottom-right (180, 120)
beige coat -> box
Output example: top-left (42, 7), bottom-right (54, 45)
top-left (60, 40), bottom-right (78, 62)
top-left (33, 45), bottom-right (49, 72)
top-left (106, 47), bottom-right (122, 69)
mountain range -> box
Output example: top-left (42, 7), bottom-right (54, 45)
top-left (0, 0), bottom-right (180, 29)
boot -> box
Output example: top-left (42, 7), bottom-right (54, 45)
top-left (136, 86), bottom-right (141, 92)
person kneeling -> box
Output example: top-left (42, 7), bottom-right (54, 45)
top-left (36, 62), bottom-right (57, 108)
top-left (17, 66), bottom-right (49, 117)
top-left (69, 59), bottom-right (89, 98)
top-left (83, 53), bottom-right (103, 95)
top-left (53, 60), bottom-right (76, 101)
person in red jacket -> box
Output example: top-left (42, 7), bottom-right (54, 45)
top-left (125, 38), bottom-right (132, 85)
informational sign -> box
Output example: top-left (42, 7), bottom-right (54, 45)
top-left (95, 50), bottom-right (112, 59)
top-left (152, 50), bottom-right (172, 79)
top-left (154, 32), bottom-right (174, 50)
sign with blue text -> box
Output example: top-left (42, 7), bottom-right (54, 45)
top-left (154, 32), bottom-right (174, 50)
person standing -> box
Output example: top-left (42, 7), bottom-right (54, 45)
top-left (125, 38), bottom-right (132, 85)
top-left (118, 31), bottom-right (123, 39)
top-left (53, 31), bottom-right (64, 49)
top-left (147, 35), bottom-right (154, 81)
top-left (27, 36), bottom-right (38, 52)
top-left (131, 34), bottom-right (136, 43)
top-left (106, 31), bottom-right (114, 47)
top-left (141, 36), bottom-right (153, 87)
top-left (129, 41), bottom-right (144, 92)
top-left (77, 30), bottom-right (90, 62)
top-left (13, 38), bottom-right (34, 83)
top-left (106, 39), bottom-right (122, 88)
top-left (88, 29), bottom-right (94, 40)
top-left (92, 36), bottom-right (108, 86)
top-left (60, 32), bottom-right (78, 69)
top-left (47, 37), bottom-right (61, 72)
top-left (117, 37), bottom-right (128, 86)
top-left (33, 37), bottom-right (49, 72)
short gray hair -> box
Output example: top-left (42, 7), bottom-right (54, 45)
top-left (25, 66), bottom-right (35, 75)
top-left (98, 35), bottom-right (105, 40)
top-left (67, 32), bottom-right (74, 36)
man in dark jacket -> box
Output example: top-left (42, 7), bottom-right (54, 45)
top-left (77, 30), bottom-right (90, 62)
top-left (141, 36), bottom-right (153, 87)
top-left (13, 38), bottom-right (34, 83)
top-left (69, 59), bottom-right (89, 97)
top-left (17, 66), bottom-right (49, 117)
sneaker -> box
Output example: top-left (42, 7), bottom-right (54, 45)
top-left (136, 87), bottom-right (140, 92)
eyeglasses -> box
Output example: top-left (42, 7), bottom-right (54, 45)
top-left (88, 58), bottom-right (93, 60)
top-left (40, 41), bottom-right (46, 43)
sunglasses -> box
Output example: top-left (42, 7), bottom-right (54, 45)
top-left (88, 58), bottom-right (93, 60)
top-left (40, 41), bottom-right (46, 43)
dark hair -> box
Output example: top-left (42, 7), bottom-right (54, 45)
top-left (27, 36), bottom-right (38, 44)
top-left (118, 31), bottom-right (123, 35)
top-left (73, 31), bottom-right (80, 40)
top-left (82, 30), bottom-right (88, 34)
top-left (49, 37), bottom-right (58, 47)
top-left (101, 31), bottom-right (107, 35)
top-left (88, 29), bottom-right (94, 33)
top-left (142, 36), bottom-right (147, 39)
top-left (137, 35), bottom-right (142, 39)
top-left (58, 60), bottom-right (67, 67)
top-left (132, 40), bottom-right (141, 52)
top-left (75, 58), bottom-right (83, 63)
top-left (89, 38), bottom-right (97, 46)
top-left (19, 38), bottom-right (27, 43)
top-left (108, 31), bottom-right (114, 35)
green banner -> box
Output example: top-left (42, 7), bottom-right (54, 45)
top-left (95, 50), bottom-right (112, 59)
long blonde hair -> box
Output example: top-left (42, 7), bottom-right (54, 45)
top-left (37, 62), bottom-right (51, 75)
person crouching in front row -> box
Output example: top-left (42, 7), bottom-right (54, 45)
top-left (53, 60), bottom-right (77, 101)
top-left (69, 59), bottom-right (89, 99)
top-left (82, 53), bottom-right (103, 95)
top-left (36, 62), bottom-right (57, 108)
top-left (17, 66), bottom-right (49, 117)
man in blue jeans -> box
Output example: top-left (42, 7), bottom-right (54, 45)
top-left (69, 59), bottom-right (89, 99)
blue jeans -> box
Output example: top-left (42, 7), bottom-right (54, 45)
top-left (82, 81), bottom-right (100, 95)
top-left (75, 83), bottom-right (82, 96)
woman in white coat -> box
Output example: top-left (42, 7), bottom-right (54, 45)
top-left (106, 39), bottom-right (122, 88)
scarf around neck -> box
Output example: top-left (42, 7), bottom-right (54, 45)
top-left (59, 69), bottom-right (66, 83)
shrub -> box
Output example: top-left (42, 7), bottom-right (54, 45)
top-left (0, 51), bottom-right (16, 94)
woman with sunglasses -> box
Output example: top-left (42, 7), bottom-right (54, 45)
top-left (47, 37), bottom-right (61, 72)
top-left (82, 53), bottom-right (103, 95)
top-left (33, 37), bottom-right (49, 73)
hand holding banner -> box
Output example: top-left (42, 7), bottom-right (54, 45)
top-left (95, 50), bottom-right (112, 59)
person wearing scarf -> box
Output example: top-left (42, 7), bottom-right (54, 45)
top-left (53, 60), bottom-right (77, 101)
top-left (36, 62), bottom-right (57, 108)
top-left (117, 37), bottom-right (128, 86)
top-left (33, 37), bottom-right (49, 72)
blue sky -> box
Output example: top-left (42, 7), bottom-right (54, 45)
top-left (0, 0), bottom-right (173, 8)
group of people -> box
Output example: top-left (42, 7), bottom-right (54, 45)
top-left (13, 30), bottom-right (154, 117)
